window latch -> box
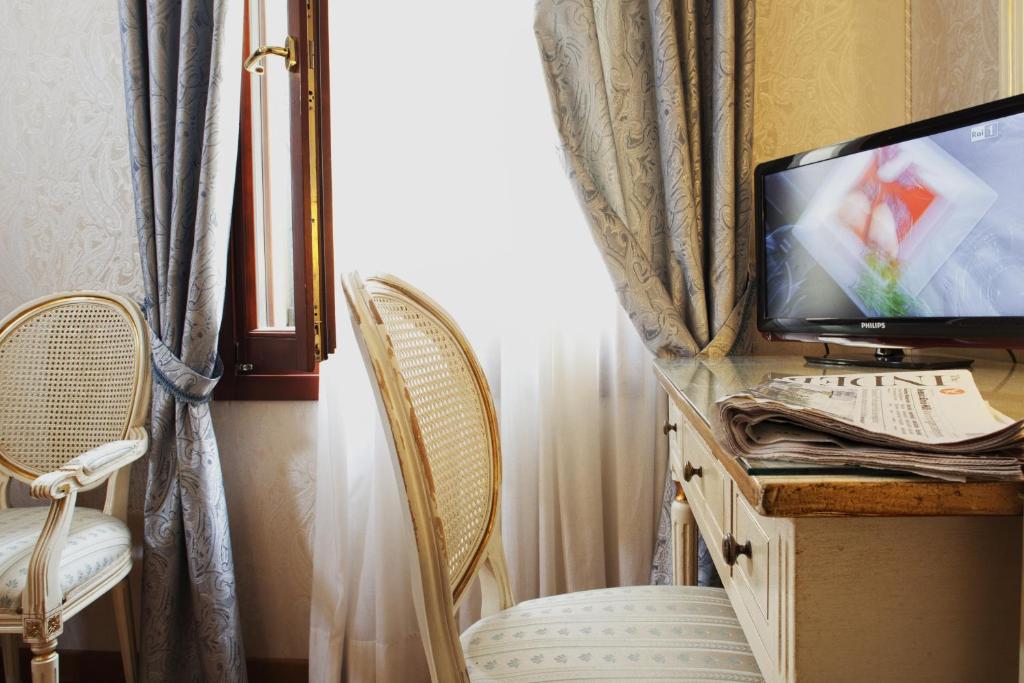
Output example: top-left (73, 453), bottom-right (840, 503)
top-left (244, 36), bottom-right (298, 74)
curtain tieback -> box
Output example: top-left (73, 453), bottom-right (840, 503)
top-left (150, 334), bottom-right (223, 404)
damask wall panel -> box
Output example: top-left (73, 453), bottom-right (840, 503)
top-left (910, 0), bottom-right (1001, 120)
top-left (0, 0), bottom-right (315, 661)
top-left (753, 0), bottom-right (908, 166)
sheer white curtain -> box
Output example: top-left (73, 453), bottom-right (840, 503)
top-left (309, 2), bottom-right (667, 681)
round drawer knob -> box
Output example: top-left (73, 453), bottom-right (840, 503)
top-left (682, 462), bottom-right (703, 482)
top-left (663, 422), bottom-right (678, 435)
top-left (722, 533), bottom-right (752, 566)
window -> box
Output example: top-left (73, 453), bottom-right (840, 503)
top-left (218, 0), bottom-right (335, 400)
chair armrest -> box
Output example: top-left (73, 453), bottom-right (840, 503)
top-left (21, 426), bottom-right (148, 642)
top-left (29, 426), bottom-right (149, 500)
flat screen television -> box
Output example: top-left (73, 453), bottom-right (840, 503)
top-left (755, 93), bottom-right (1024, 369)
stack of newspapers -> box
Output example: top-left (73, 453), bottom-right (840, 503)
top-left (713, 370), bottom-right (1024, 481)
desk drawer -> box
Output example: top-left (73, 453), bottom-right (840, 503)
top-left (731, 489), bottom-right (785, 681)
top-left (732, 490), bottom-right (773, 623)
top-left (668, 402), bottom-right (683, 478)
top-left (679, 423), bottom-right (730, 567)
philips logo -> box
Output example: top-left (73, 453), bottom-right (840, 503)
top-left (861, 322), bottom-right (886, 329)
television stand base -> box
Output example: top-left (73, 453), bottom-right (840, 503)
top-left (804, 347), bottom-right (974, 370)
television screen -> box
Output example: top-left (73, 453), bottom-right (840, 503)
top-left (762, 110), bottom-right (1024, 321)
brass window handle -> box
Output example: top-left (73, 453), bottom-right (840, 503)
top-left (244, 36), bottom-right (298, 74)
top-left (722, 533), bottom-right (752, 566)
top-left (683, 462), bottom-right (702, 482)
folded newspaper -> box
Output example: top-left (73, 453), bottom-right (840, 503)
top-left (713, 370), bottom-right (1024, 482)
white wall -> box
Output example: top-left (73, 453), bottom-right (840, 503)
top-left (0, 0), bottom-right (315, 660)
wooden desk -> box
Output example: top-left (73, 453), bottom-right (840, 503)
top-left (656, 356), bottom-right (1022, 683)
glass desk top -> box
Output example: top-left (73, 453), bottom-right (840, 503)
top-left (653, 355), bottom-right (1024, 517)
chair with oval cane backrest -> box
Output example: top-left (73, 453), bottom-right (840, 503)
top-left (0, 292), bottom-right (151, 683)
top-left (344, 272), bottom-right (763, 683)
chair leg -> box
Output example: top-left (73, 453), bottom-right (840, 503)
top-left (1, 634), bottom-right (20, 683)
top-left (112, 578), bottom-right (138, 683)
top-left (28, 643), bottom-right (56, 683)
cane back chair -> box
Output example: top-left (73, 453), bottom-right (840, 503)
top-left (0, 292), bottom-right (150, 683)
top-left (343, 272), bottom-right (763, 683)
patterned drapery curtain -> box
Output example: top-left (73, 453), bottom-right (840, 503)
top-left (119, 1), bottom-right (246, 680)
top-left (535, 0), bottom-right (755, 582)
top-left (534, 0), bottom-right (755, 358)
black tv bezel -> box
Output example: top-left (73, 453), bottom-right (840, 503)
top-left (755, 92), bottom-right (1024, 350)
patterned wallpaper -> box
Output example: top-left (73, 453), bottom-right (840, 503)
top-left (0, 1), bottom-right (140, 313)
top-left (0, 0), bottom-right (314, 660)
top-left (910, 0), bottom-right (1001, 120)
top-left (754, 0), bottom-right (1004, 165)
top-left (753, 0), bottom-right (908, 165)
top-left (213, 400), bottom-right (317, 660)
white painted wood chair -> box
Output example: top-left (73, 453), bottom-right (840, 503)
top-left (0, 292), bottom-right (150, 683)
top-left (344, 272), bottom-right (763, 683)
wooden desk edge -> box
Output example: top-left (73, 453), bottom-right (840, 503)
top-left (654, 365), bottom-right (1024, 517)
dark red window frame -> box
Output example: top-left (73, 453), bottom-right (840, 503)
top-left (217, 0), bottom-right (335, 401)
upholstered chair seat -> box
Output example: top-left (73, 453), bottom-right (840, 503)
top-left (0, 507), bottom-right (131, 614)
top-left (462, 586), bottom-right (761, 682)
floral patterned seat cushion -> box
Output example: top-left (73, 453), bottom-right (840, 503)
top-left (462, 585), bottom-right (763, 682)
top-left (0, 507), bottom-right (130, 613)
